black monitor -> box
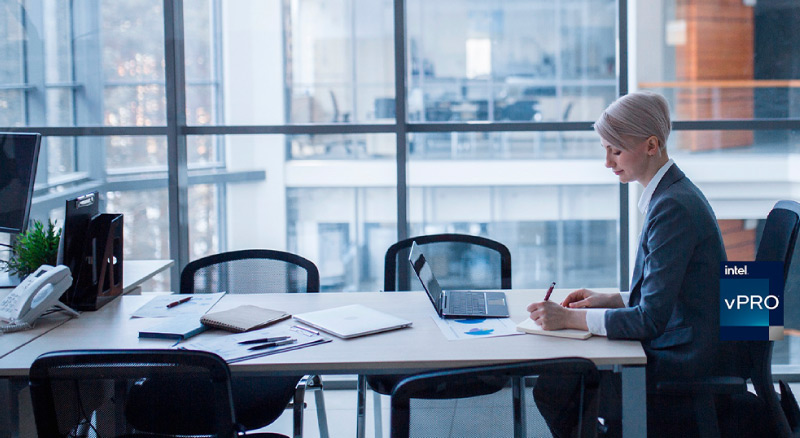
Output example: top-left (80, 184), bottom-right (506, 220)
top-left (0, 133), bottom-right (42, 234)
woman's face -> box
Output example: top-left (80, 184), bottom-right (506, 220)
top-left (601, 136), bottom-right (650, 185)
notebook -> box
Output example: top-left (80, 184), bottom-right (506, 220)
top-left (200, 305), bottom-right (290, 333)
top-left (139, 316), bottom-right (208, 340)
top-left (409, 241), bottom-right (509, 318)
top-left (516, 317), bottom-right (592, 340)
top-left (293, 304), bottom-right (412, 339)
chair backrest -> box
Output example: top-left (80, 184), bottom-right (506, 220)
top-left (746, 201), bottom-right (800, 437)
top-left (390, 358), bottom-right (599, 438)
top-left (181, 249), bottom-right (320, 294)
top-left (29, 349), bottom-right (238, 437)
top-left (385, 234), bottom-right (511, 292)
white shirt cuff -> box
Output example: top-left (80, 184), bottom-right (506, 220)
top-left (619, 291), bottom-right (631, 306)
top-left (585, 309), bottom-right (608, 336)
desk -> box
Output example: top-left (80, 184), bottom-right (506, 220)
top-left (122, 259), bottom-right (174, 295)
top-left (0, 290), bottom-right (647, 437)
top-left (0, 259), bottom-right (172, 437)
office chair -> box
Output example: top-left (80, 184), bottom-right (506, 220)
top-left (134, 249), bottom-right (327, 437)
top-left (390, 358), bottom-right (600, 438)
top-left (657, 200), bottom-right (800, 438)
top-left (363, 234), bottom-right (512, 437)
top-left (29, 349), bottom-right (251, 437)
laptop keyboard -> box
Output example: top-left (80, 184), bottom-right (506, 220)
top-left (448, 292), bottom-right (486, 315)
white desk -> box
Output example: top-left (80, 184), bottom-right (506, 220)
top-left (0, 259), bottom-right (173, 437)
top-left (0, 289), bottom-right (647, 437)
top-left (122, 259), bottom-right (174, 295)
top-left (0, 259), bottom-right (173, 361)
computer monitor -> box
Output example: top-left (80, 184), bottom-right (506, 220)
top-left (0, 133), bottom-right (42, 234)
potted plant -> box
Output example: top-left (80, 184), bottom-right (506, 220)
top-left (1, 219), bottom-right (61, 280)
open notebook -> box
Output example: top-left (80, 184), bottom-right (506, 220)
top-left (516, 318), bottom-right (592, 340)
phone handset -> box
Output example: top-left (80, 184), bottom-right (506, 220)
top-left (0, 265), bottom-right (79, 331)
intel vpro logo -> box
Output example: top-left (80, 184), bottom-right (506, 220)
top-left (720, 261), bottom-right (784, 341)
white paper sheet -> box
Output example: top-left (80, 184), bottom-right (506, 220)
top-left (130, 292), bottom-right (226, 318)
top-left (431, 316), bottom-right (523, 341)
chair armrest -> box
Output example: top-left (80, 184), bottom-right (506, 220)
top-left (656, 376), bottom-right (747, 395)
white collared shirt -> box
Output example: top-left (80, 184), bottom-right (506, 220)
top-left (585, 159), bottom-right (675, 336)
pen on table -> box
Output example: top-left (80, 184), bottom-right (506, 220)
top-left (247, 338), bottom-right (297, 351)
top-left (291, 325), bottom-right (319, 335)
top-left (543, 282), bottom-right (556, 302)
top-left (166, 296), bottom-right (192, 308)
top-left (238, 336), bottom-right (291, 345)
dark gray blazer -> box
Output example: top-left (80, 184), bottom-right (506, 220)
top-left (605, 164), bottom-right (726, 390)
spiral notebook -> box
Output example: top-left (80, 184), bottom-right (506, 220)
top-left (200, 305), bottom-right (290, 333)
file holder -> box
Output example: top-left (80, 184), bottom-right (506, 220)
top-left (64, 213), bottom-right (124, 310)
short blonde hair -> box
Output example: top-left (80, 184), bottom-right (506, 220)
top-left (593, 91), bottom-right (671, 151)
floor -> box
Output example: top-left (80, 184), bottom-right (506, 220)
top-left (258, 380), bottom-right (800, 438)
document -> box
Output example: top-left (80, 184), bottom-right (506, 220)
top-left (432, 316), bottom-right (522, 341)
top-left (131, 292), bottom-right (225, 318)
top-left (179, 325), bottom-right (331, 363)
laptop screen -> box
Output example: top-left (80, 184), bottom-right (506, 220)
top-left (408, 242), bottom-right (443, 311)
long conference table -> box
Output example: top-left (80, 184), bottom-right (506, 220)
top-left (0, 289), bottom-right (647, 437)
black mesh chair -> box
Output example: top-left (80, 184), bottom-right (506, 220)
top-left (29, 349), bottom-right (245, 437)
top-left (362, 234), bottom-right (512, 437)
top-left (180, 249), bottom-right (320, 296)
top-left (390, 358), bottom-right (600, 438)
top-left (181, 249), bottom-right (328, 437)
top-left (657, 200), bottom-right (800, 438)
top-left (130, 250), bottom-right (327, 437)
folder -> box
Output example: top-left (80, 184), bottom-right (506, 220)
top-left (139, 316), bottom-right (208, 340)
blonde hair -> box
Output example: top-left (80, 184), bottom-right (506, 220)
top-left (593, 91), bottom-right (671, 151)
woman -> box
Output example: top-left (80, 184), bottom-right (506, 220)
top-left (529, 91), bottom-right (726, 437)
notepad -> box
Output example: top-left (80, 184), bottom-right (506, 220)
top-left (139, 316), bottom-right (208, 340)
top-left (200, 305), bottom-right (290, 333)
top-left (516, 318), bottom-right (592, 340)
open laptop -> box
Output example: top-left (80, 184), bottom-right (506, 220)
top-left (409, 241), bottom-right (509, 318)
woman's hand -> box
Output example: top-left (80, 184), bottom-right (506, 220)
top-left (526, 301), bottom-right (587, 331)
top-left (561, 288), bottom-right (624, 309)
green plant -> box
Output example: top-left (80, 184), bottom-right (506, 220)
top-left (2, 219), bottom-right (61, 279)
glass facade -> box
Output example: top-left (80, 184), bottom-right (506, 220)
top-left (2, 0), bottom-right (800, 370)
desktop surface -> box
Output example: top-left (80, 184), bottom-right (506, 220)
top-left (0, 289), bottom-right (645, 377)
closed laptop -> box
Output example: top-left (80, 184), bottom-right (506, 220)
top-left (293, 304), bottom-right (412, 339)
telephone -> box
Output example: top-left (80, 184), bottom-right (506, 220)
top-left (0, 265), bottom-right (79, 331)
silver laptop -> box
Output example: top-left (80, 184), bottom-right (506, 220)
top-left (293, 304), bottom-right (412, 339)
top-left (409, 241), bottom-right (509, 318)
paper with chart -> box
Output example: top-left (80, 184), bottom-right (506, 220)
top-left (432, 316), bottom-right (522, 341)
top-left (131, 292), bottom-right (226, 318)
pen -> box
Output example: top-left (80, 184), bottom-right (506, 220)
top-left (247, 338), bottom-right (297, 351)
top-left (166, 296), bottom-right (192, 308)
top-left (291, 325), bottom-right (319, 335)
top-left (238, 336), bottom-right (291, 345)
top-left (543, 282), bottom-right (556, 301)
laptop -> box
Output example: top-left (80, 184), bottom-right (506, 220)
top-left (293, 304), bottom-right (412, 339)
top-left (409, 241), bottom-right (509, 318)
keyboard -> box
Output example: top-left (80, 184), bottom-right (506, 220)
top-left (448, 291), bottom-right (486, 315)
